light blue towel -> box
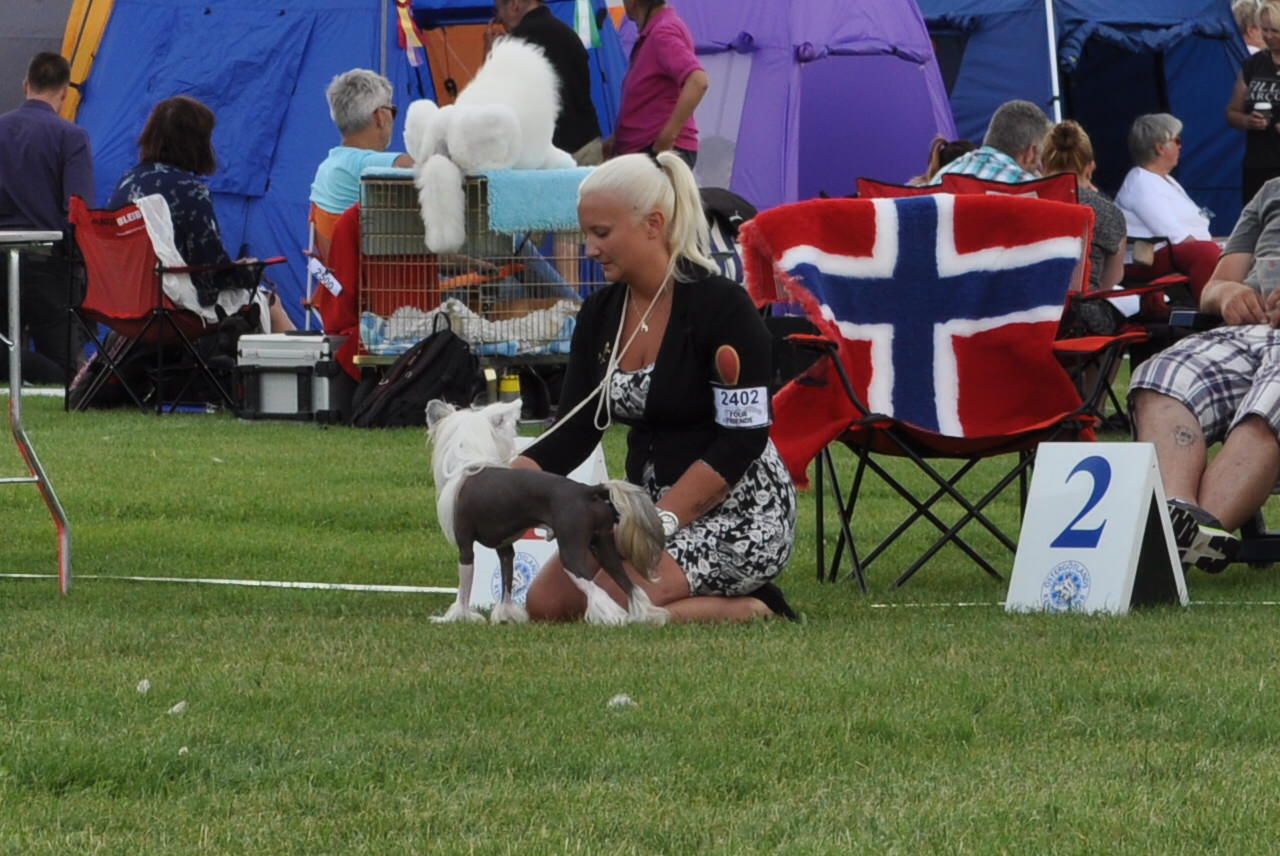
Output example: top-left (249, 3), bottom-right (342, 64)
top-left (478, 168), bottom-right (593, 233)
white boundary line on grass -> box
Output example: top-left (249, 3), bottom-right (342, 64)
top-left (0, 573), bottom-right (456, 595)
top-left (0, 387), bottom-right (65, 398)
top-left (6, 575), bottom-right (1280, 607)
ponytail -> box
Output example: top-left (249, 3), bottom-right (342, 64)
top-left (652, 151), bottom-right (717, 279)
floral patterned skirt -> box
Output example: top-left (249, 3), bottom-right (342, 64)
top-left (610, 366), bottom-right (798, 596)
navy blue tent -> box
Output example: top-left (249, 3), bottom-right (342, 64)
top-left (75, 0), bottom-right (625, 326)
top-left (918, 0), bottom-right (1247, 230)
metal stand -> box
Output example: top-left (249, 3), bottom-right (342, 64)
top-left (2, 231), bottom-right (72, 593)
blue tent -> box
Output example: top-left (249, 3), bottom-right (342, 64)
top-left (918, 0), bottom-right (1247, 230)
top-left (75, 0), bottom-right (625, 326)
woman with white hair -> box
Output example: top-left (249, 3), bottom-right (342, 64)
top-left (308, 68), bottom-right (413, 259)
top-left (1114, 113), bottom-right (1221, 307)
top-left (514, 152), bottom-right (798, 622)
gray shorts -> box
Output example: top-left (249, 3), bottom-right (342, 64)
top-left (1128, 325), bottom-right (1280, 442)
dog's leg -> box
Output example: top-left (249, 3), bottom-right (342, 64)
top-left (431, 560), bottom-right (486, 623)
top-left (489, 545), bottom-right (528, 624)
top-left (562, 571), bottom-right (630, 626)
top-left (593, 533), bottom-right (669, 626)
top-left (560, 539), bottom-right (629, 625)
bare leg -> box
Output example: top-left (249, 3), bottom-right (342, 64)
top-left (1199, 415), bottom-right (1280, 530)
top-left (1132, 389), bottom-right (1206, 502)
top-left (525, 551), bottom-right (770, 624)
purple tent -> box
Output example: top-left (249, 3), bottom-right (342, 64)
top-left (622, 0), bottom-right (956, 209)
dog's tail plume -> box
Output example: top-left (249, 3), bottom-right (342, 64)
top-left (605, 480), bottom-right (665, 582)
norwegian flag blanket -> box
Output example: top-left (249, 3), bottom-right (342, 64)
top-left (743, 193), bottom-right (1094, 486)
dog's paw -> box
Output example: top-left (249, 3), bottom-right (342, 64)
top-left (489, 601), bottom-right (529, 624)
top-left (430, 600), bottom-right (486, 624)
top-left (626, 588), bottom-right (670, 626)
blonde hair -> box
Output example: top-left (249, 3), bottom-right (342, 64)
top-left (1041, 120), bottom-right (1095, 179)
top-left (578, 152), bottom-right (717, 280)
top-left (1258, 0), bottom-right (1280, 26)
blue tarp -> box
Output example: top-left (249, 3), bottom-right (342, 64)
top-left (918, 0), bottom-right (1248, 230)
top-left (76, 0), bottom-right (625, 326)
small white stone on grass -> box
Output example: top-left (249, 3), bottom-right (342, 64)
top-left (178, 746), bottom-right (189, 757)
top-left (136, 679), bottom-right (151, 694)
top-left (212, 457), bottom-right (225, 464)
top-left (167, 701), bottom-right (187, 715)
top-left (607, 693), bottom-right (636, 710)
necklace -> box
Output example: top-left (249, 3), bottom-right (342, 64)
top-left (630, 290), bottom-right (662, 332)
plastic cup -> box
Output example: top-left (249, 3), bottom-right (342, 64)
top-left (1255, 256), bottom-right (1280, 295)
top-left (1257, 101), bottom-right (1273, 123)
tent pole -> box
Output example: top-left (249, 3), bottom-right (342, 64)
top-left (380, 0), bottom-right (389, 75)
top-left (1043, 0), bottom-right (1062, 121)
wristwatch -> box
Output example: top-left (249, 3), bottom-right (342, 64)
top-left (657, 509), bottom-right (680, 540)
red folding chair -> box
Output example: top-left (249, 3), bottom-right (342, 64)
top-left (744, 194), bottom-right (1137, 588)
top-left (941, 172), bottom-right (1079, 203)
top-left (67, 195), bottom-right (283, 413)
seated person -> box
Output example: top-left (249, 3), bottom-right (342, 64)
top-left (514, 152), bottom-right (799, 623)
top-left (309, 69), bottom-right (412, 260)
top-left (107, 94), bottom-right (293, 332)
top-left (1042, 120), bottom-right (1124, 293)
top-left (908, 135), bottom-right (976, 186)
top-left (1114, 113), bottom-right (1221, 307)
top-left (929, 100), bottom-right (1050, 185)
top-left (1127, 176), bottom-right (1280, 575)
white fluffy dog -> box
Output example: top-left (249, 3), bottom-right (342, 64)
top-left (404, 37), bottom-right (578, 253)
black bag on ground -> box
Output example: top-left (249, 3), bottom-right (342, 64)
top-left (350, 316), bottom-right (482, 428)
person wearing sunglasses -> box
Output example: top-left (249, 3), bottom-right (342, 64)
top-left (309, 69), bottom-right (414, 260)
top-left (1115, 113), bottom-right (1221, 310)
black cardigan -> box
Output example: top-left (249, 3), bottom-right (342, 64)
top-left (525, 271), bottom-right (772, 487)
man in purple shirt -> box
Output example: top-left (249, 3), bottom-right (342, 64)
top-left (0, 52), bottom-right (94, 384)
top-left (609, 0), bottom-right (708, 167)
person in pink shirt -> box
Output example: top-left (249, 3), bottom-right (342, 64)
top-left (607, 0), bottom-right (709, 167)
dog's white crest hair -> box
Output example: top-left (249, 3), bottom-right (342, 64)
top-left (426, 399), bottom-right (522, 545)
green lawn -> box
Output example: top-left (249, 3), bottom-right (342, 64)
top-left (3, 395), bottom-right (1280, 854)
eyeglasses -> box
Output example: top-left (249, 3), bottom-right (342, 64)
top-left (1170, 136), bottom-right (1182, 146)
top-left (380, 104), bottom-right (398, 121)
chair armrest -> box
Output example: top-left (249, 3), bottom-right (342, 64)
top-left (1168, 309), bottom-right (1219, 330)
top-left (161, 256), bottom-right (286, 275)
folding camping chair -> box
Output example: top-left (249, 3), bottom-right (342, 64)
top-left (67, 195), bottom-right (283, 413)
top-left (743, 193), bottom-right (1137, 589)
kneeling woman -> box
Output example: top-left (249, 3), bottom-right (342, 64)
top-left (515, 153), bottom-right (798, 622)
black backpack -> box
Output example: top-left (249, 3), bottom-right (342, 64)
top-left (350, 316), bottom-right (482, 428)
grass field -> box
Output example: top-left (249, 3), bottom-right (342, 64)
top-left (3, 395), bottom-right (1280, 854)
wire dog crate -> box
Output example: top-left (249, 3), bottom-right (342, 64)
top-left (358, 175), bottom-right (603, 359)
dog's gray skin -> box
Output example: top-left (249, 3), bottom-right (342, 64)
top-left (453, 467), bottom-right (638, 606)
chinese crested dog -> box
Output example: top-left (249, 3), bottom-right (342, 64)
top-left (425, 399), bottom-right (669, 625)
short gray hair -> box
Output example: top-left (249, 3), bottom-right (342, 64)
top-left (982, 100), bottom-right (1051, 160)
top-left (1127, 113), bottom-right (1183, 166)
top-left (326, 69), bottom-right (392, 135)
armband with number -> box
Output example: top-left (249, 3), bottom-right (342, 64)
top-left (713, 384), bottom-right (770, 429)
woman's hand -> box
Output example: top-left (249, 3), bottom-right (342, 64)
top-left (1247, 110), bottom-right (1272, 131)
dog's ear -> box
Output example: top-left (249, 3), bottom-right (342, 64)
top-left (487, 398), bottom-right (522, 432)
top-left (425, 399), bottom-right (455, 430)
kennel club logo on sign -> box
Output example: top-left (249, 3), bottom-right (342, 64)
top-left (1041, 560), bottom-right (1092, 612)
top-left (776, 195), bottom-right (1082, 436)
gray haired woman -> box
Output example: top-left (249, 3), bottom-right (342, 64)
top-left (308, 68), bottom-right (414, 259)
top-left (1114, 113), bottom-right (1221, 307)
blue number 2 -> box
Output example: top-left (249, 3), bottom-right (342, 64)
top-left (1050, 456), bottom-right (1111, 549)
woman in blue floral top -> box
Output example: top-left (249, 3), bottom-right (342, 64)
top-left (108, 95), bottom-right (292, 330)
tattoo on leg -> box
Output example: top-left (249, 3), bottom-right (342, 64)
top-left (1174, 424), bottom-right (1199, 447)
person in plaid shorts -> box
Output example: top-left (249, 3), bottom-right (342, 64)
top-left (1129, 178), bottom-right (1280, 574)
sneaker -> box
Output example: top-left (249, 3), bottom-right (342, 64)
top-left (748, 581), bottom-right (800, 621)
top-left (1167, 498), bottom-right (1239, 575)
